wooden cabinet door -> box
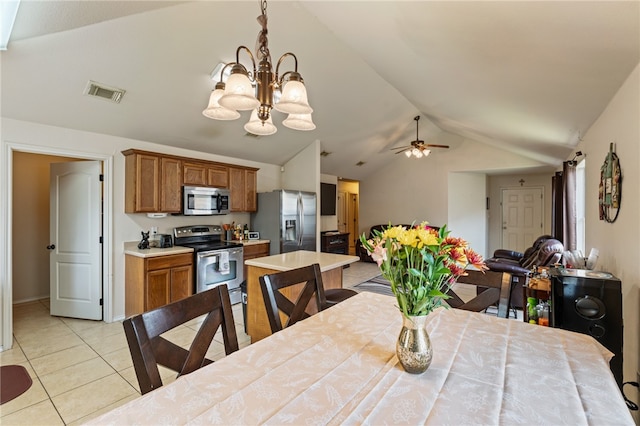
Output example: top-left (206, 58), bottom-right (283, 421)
top-left (170, 264), bottom-right (193, 302)
top-left (245, 169), bottom-right (257, 212)
top-left (146, 269), bottom-right (170, 311)
top-left (229, 167), bottom-right (245, 212)
top-left (183, 162), bottom-right (207, 186)
top-left (208, 165), bottom-right (229, 188)
top-left (130, 153), bottom-right (159, 212)
top-left (160, 157), bottom-right (182, 212)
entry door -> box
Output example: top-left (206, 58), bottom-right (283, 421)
top-left (501, 188), bottom-right (543, 253)
top-left (49, 161), bottom-right (102, 320)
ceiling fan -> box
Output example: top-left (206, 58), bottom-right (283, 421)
top-left (390, 116), bottom-right (449, 158)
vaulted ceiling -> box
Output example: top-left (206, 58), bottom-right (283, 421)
top-left (3, 1), bottom-right (639, 180)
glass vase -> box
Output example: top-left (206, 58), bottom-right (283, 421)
top-left (396, 314), bottom-right (432, 374)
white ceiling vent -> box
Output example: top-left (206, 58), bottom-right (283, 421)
top-left (84, 80), bottom-right (125, 103)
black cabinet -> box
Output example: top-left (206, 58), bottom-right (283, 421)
top-left (321, 232), bottom-right (349, 255)
top-left (550, 268), bottom-right (623, 389)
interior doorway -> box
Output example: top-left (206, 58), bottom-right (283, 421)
top-left (2, 144), bottom-right (113, 352)
top-left (337, 179), bottom-right (360, 255)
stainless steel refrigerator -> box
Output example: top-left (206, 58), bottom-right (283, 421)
top-left (250, 190), bottom-right (317, 255)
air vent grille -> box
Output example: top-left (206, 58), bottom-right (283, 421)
top-left (84, 81), bottom-right (125, 103)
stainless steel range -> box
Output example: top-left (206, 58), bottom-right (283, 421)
top-left (173, 225), bottom-right (244, 304)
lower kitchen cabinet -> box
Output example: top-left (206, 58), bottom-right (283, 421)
top-left (242, 242), bottom-right (270, 282)
top-left (125, 253), bottom-right (193, 317)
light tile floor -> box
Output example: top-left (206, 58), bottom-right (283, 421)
top-left (0, 261), bottom-right (381, 425)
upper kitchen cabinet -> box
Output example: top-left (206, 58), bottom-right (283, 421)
top-left (123, 149), bottom-right (182, 213)
top-left (183, 162), bottom-right (229, 188)
top-left (123, 149), bottom-right (258, 213)
top-left (229, 167), bottom-right (257, 212)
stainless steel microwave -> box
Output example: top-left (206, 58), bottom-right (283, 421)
top-left (183, 186), bottom-right (230, 215)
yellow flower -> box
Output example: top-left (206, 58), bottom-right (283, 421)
top-left (360, 221), bottom-right (486, 317)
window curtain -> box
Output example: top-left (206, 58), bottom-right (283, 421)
top-left (551, 162), bottom-right (577, 250)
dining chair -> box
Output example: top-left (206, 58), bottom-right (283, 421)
top-left (260, 263), bottom-right (356, 333)
top-left (123, 284), bottom-right (239, 395)
top-left (446, 269), bottom-right (513, 319)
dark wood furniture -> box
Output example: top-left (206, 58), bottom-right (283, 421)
top-left (321, 232), bottom-right (350, 254)
top-left (260, 263), bottom-right (327, 333)
top-left (448, 270), bottom-right (513, 319)
top-left (125, 253), bottom-right (193, 317)
top-left (123, 285), bottom-right (239, 395)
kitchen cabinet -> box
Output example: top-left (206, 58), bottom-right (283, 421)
top-left (242, 241), bottom-right (270, 282)
top-left (125, 253), bottom-right (193, 317)
top-left (229, 167), bottom-right (257, 212)
top-left (160, 157), bottom-right (182, 212)
top-left (123, 150), bottom-right (182, 213)
top-left (123, 149), bottom-right (258, 214)
top-left (183, 162), bottom-right (229, 188)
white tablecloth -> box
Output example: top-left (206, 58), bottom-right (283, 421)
top-left (87, 292), bottom-right (633, 425)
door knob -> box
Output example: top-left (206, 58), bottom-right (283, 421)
top-left (46, 244), bottom-right (56, 250)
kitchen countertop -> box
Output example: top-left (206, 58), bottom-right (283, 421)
top-left (244, 250), bottom-right (359, 272)
top-left (123, 241), bottom-right (193, 258)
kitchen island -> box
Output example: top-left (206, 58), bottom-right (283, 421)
top-left (245, 250), bottom-right (359, 342)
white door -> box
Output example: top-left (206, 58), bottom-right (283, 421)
top-left (501, 188), bottom-right (543, 253)
top-left (49, 161), bottom-right (102, 320)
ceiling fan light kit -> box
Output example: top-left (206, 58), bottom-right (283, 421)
top-left (203, 0), bottom-right (314, 135)
top-left (392, 115), bottom-right (449, 158)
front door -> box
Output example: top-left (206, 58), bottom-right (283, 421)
top-left (49, 161), bottom-right (102, 320)
top-left (501, 187), bottom-right (543, 253)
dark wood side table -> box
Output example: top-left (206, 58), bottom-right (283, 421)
top-left (321, 232), bottom-right (350, 255)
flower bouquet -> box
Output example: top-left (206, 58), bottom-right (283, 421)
top-left (359, 222), bottom-right (486, 318)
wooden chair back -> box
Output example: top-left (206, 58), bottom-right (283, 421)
top-left (259, 263), bottom-right (327, 333)
top-left (447, 270), bottom-right (513, 318)
top-left (123, 285), bottom-right (239, 395)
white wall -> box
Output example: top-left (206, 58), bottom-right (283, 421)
top-left (447, 172), bottom-right (488, 258)
top-left (1, 118), bottom-right (282, 348)
top-left (574, 63), bottom-right (639, 406)
top-left (358, 132), bottom-right (548, 237)
top-left (282, 141), bottom-right (320, 193)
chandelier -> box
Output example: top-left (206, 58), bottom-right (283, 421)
top-left (202, 0), bottom-right (314, 136)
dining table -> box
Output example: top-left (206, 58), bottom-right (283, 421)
top-left (87, 292), bottom-right (633, 425)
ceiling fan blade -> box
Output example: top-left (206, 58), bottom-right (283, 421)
top-left (390, 146), bottom-right (410, 151)
top-left (425, 144), bottom-right (450, 149)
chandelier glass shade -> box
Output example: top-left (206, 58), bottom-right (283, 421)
top-left (202, 83), bottom-right (241, 120)
top-left (282, 113), bottom-right (316, 131)
top-left (203, 0), bottom-right (314, 135)
top-left (244, 109), bottom-right (277, 136)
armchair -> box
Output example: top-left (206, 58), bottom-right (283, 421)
top-left (481, 236), bottom-right (564, 310)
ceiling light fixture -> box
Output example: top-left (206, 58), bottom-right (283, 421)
top-left (202, 0), bottom-right (314, 135)
top-left (391, 116), bottom-right (449, 158)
